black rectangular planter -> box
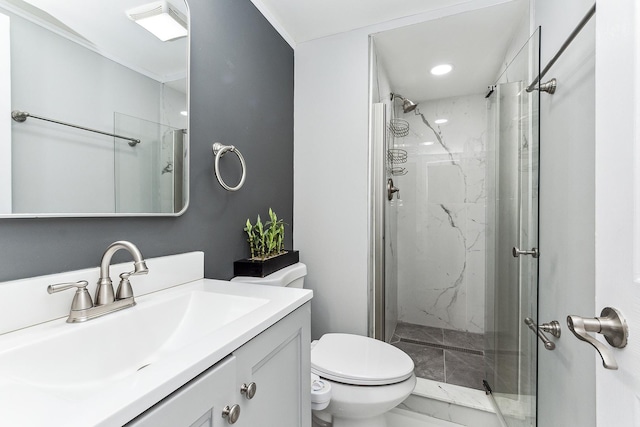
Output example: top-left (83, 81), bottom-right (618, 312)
top-left (233, 250), bottom-right (299, 278)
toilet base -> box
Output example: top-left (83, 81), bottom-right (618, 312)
top-left (312, 413), bottom-right (332, 427)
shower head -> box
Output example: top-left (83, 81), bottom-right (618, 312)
top-left (390, 93), bottom-right (418, 113)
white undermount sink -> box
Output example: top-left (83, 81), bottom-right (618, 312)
top-left (0, 288), bottom-right (267, 393)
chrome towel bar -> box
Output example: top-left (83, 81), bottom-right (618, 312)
top-left (11, 110), bottom-right (141, 146)
top-left (212, 142), bottom-right (246, 191)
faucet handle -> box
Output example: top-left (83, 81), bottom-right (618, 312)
top-left (47, 280), bottom-right (93, 311)
top-left (115, 272), bottom-right (135, 300)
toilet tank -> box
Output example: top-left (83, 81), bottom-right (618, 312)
top-left (231, 262), bottom-right (307, 288)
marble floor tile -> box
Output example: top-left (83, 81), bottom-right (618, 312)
top-left (444, 350), bottom-right (485, 390)
top-left (394, 322), bottom-right (444, 345)
top-left (443, 329), bottom-right (484, 352)
top-left (393, 341), bottom-right (445, 382)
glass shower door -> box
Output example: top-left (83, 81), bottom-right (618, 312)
top-left (484, 28), bottom-right (540, 427)
top-left (114, 113), bottom-right (185, 213)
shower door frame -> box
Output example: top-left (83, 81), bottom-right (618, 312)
top-left (369, 101), bottom-right (387, 341)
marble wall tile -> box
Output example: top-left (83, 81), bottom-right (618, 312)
top-left (395, 93), bottom-right (488, 333)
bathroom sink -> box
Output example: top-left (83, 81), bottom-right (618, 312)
top-left (0, 289), bottom-right (268, 393)
top-left (0, 255), bottom-right (312, 427)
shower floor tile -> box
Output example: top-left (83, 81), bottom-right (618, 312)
top-left (391, 322), bottom-right (485, 391)
top-left (444, 350), bottom-right (485, 389)
top-left (443, 329), bottom-right (484, 352)
top-left (393, 341), bottom-right (445, 382)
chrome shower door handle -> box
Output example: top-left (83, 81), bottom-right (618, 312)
top-left (524, 318), bottom-right (558, 350)
top-left (512, 247), bottom-right (539, 258)
top-left (566, 307), bottom-right (628, 370)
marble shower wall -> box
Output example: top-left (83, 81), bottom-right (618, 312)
top-left (394, 94), bottom-right (487, 333)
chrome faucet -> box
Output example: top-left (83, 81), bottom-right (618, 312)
top-left (48, 241), bottom-right (149, 323)
top-left (96, 240), bottom-right (149, 306)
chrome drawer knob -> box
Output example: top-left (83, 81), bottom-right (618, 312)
top-left (241, 382), bottom-right (257, 399)
top-left (222, 404), bottom-right (241, 424)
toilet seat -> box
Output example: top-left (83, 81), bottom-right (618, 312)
top-left (311, 333), bottom-right (414, 386)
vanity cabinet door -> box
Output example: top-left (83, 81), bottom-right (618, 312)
top-left (232, 303), bottom-right (311, 427)
top-left (126, 356), bottom-right (238, 427)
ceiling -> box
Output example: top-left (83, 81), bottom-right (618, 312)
top-left (252, 0), bottom-right (477, 45)
top-left (373, 0), bottom-right (529, 102)
top-left (5, 0), bottom-right (529, 101)
top-left (254, 0), bottom-right (529, 103)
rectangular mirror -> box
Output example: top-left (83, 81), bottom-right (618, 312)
top-left (0, 0), bottom-right (189, 217)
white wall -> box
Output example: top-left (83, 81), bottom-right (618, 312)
top-left (535, 0), bottom-right (596, 426)
top-left (0, 13), bottom-right (10, 213)
top-left (294, 0), bottom-right (517, 340)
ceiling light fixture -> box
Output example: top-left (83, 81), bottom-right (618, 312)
top-left (430, 64), bottom-right (453, 76)
top-left (180, 110), bottom-right (188, 116)
top-left (434, 118), bottom-right (448, 124)
top-left (127, 1), bottom-right (188, 42)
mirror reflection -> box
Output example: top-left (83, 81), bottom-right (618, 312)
top-left (0, 0), bottom-right (189, 216)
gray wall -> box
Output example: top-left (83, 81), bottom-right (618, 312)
top-left (0, 0), bottom-right (294, 281)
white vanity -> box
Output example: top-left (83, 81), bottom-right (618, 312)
top-left (0, 252), bottom-right (312, 426)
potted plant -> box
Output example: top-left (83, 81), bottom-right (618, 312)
top-left (233, 208), bottom-right (299, 277)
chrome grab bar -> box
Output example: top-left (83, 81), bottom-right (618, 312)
top-left (526, 4), bottom-right (595, 92)
top-left (11, 110), bottom-right (141, 146)
top-left (524, 317), bottom-right (560, 350)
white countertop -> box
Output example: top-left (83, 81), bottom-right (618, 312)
top-left (0, 278), bottom-right (312, 426)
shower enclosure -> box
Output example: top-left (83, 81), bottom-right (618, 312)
top-left (369, 4), bottom-right (540, 426)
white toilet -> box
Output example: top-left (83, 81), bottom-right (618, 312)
top-left (232, 262), bottom-right (416, 427)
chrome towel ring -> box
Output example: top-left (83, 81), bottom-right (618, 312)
top-left (212, 142), bottom-right (246, 191)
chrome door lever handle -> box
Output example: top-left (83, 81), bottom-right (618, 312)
top-left (525, 318), bottom-right (558, 350)
top-left (512, 247), bottom-right (539, 258)
top-left (566, 307), bottom-right (628, 370)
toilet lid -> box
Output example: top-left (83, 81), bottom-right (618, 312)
top-left (311, 333), bottom-right (414, 386)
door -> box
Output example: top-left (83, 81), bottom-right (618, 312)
top-left (594, 1), bottom-right (640, 425)
top-left (233, 304), bottom-right (311, 427)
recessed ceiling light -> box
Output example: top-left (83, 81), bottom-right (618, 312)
top-left (127, 1), bottom-right (188, 42)
top-left (434, 118), bottom-right (448, 124)
top-left (430, 64), bottom-right (453, 76)
top-left (180, 110), bottom-right (188, 116)
top-left (420, 141), bottom-right (434, 146)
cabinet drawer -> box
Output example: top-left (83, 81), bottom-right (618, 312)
top-left (127, 356), bottom-right (237, 427)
